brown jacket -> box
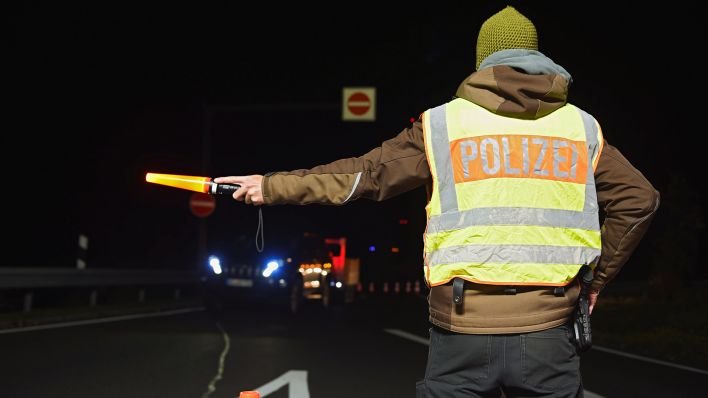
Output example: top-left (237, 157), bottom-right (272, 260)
top-left (262, 65), bottom-right (660, 334)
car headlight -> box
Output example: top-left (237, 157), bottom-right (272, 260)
top-left (208, 256), bottom-right (222, 275)
top-left (262, 260), bottom-right (279, 278)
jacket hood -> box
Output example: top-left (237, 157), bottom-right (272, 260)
top-left (455, 50), bottom-right (571, 120)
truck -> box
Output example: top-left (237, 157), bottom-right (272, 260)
top-left (296, 234), bottom-right (360, 308)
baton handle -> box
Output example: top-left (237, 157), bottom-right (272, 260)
top-left (208, 183), bottom-right (241, 195)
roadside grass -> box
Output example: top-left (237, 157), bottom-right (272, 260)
top-left (0, 297), bottom-right (204, 330)
top-left (592, 293), bottom-right (708, 370)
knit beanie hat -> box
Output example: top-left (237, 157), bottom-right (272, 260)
top-left (476, 6), bottom-right (538, 70)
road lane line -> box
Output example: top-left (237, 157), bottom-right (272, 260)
top-left (384, 329), bottom-right (708, 375)
top-left (384, 328), bottom-right (430, 345)
top-left (593, 345), bottom-right (708, 376)
top-left (384, 328), bottom-right (606, 398)
top-left (0, 307), bottom-right (205, 334)
top-left (201, 321), bottom-right (231, 398)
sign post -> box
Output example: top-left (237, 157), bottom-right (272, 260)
top-left (190, 192), bottom-right (215, 271)
top-left (342, 87), bottom-right (376, 121)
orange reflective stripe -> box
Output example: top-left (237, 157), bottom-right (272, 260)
top-left (421, 111), bottom-right (433, 287)
top-left (450, 134), bottom-right (588, 184)
top-left (592, 121), bottom-right (604, 171)
top-left (421, 112), bottom-right (434, 197)
top-left (428, 275), bottom-right (574, 287)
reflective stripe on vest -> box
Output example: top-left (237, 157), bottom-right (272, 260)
top-left (422, 99), bottom-right (602, 287)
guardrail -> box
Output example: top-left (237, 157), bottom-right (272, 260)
top-left (0, 267), bottom-right (201, 312)
top-left (0, 268), bottom-right (199, 288)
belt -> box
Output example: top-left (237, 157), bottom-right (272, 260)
top-left (451, 278), bottom-right (567, 307)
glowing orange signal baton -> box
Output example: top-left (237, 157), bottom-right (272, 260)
top-left (145, 173), bottom-right (241, 195)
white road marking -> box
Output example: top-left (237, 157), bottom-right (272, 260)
top-left (384, 328), bottom-right (606, 398)
top-left (593, 345), bottom-right (708, 376)
top-left (201, 321), bottom-right (231, 398)
top-left (252, 370), bottom-right (310, 398)
top-left (0, 307), bottom-right (205, 334)
top-left (384, 328), bottom-right (430, 345)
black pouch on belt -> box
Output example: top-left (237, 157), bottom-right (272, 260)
top-left (452, 278), bottom-right (464, 307)
top-left (572, 266), bottom-right (593, 353)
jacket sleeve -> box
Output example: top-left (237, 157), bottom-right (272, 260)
top-left (592, 141), bottom-right (660, 291)
top-left (262, 120), bottom-right (431, 205)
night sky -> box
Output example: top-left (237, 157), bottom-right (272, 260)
top-left (6, 2), bottom-right (706, 282)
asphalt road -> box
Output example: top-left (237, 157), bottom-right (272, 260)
top-left (1, 296), bottom-right (706, 398)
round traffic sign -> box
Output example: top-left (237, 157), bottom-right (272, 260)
top-left (189, 192), bottom-right (215, 218)
top-left (347, 92), bottom-right (371, 116)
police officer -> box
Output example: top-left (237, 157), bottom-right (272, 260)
top-left (216, 6), bottom-right (659, 397)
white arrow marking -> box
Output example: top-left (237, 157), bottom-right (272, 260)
top-left (252, 370), bottom-right (310, 398)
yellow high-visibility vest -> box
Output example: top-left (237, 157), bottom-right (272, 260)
top-left (422, 99), bottom-right (603, 287)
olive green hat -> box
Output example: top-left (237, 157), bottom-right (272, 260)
top-left (476, 6), bottom-right (538, 70)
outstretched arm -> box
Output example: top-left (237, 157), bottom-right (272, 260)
top-left (213, 175), bottom-right (264, 205)
top-left (215, 120), bottom-right (431, 206)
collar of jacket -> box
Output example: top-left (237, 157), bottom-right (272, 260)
top-left (480, 49), bottom-right (572, 82)
top-left (455, 50), bottom-right (572, 120)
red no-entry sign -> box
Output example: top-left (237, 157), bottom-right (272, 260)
top-left (342, 87), bottom-right (376, 121)
top-left (347, 92), bottom-right (371, 115)
top-left (190, 192), bottom-right (215, 218)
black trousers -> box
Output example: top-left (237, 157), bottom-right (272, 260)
top-left (416, 324), bottom-right (583, 398)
